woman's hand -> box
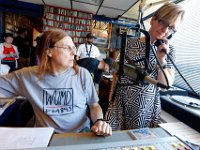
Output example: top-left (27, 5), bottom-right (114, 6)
top-left (156, 38), bottom-right (170, 64)
top-left (91, 120), bottom-right (112, 136)
top-left (9, 52), bottom-right (17, 58)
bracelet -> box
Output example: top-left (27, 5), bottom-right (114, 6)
top-left (94, 118), bottom-right (104, 124)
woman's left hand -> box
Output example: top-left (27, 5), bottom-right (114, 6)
top-left (156, 38), bottom-right (170, 64)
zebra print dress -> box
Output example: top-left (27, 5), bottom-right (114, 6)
top-left (105, 38), bottom-right (175, 130)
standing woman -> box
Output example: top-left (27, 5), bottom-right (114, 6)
top-left (105, 3), bottom-right (185, 130)
top-left (0, 33), bottom-right (19, 72)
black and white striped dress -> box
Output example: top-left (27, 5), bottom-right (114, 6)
top-left (105, 38), bottom-right (175, 130)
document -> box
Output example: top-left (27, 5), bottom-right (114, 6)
top-left (0, 127), bottom-right (54, 149)
top-left (159, 122), bottom-right (200, 146)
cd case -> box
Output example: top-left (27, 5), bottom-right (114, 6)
top-left (129, 128), bottom-right (157, 140)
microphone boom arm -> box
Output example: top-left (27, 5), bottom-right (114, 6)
top-left (124, 64), bottom-right (170, 89)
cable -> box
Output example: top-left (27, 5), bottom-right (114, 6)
top-left (151, 47), bottom-right (170, 87)
top-left (166, 53), bottom-right (200, 98)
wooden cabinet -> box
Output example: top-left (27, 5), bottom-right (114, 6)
top-left (43, 5), bottom-right (93, 45)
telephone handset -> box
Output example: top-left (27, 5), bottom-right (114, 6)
top-left (154, 34), bottom-right (173, 47)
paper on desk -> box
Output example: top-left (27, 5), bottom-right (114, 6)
top-left (0, 127), bottom-right (54, 149)
top-left (159, 122), bottom-right (200, 146)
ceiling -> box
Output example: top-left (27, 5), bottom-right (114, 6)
top-left (17, 0), bottom-right (138, 19)
top-left (17, 0), bottom-right (182, 21)
top-left (15, 0), bottom-right (183, 31)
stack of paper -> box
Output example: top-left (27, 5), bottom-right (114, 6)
top-left (0, 127), bottom-right (54, 149)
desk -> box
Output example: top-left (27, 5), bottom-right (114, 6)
top-left (161, 95), bottom-right (200, 132)
top-left (19, 128), bottom-right (192, 150)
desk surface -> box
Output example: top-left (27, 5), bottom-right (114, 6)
top-left (18, 128), bottom-right (192, 150)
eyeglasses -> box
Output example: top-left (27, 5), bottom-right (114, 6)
top-left (157, 19), bottom-right (177, 34)
top-left (53, 45), bottom-right (77, 52)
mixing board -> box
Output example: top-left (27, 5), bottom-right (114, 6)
top-left (50, 136), bottom-right (191, 150)
top-left (20, 128), bottom-right (194, 150)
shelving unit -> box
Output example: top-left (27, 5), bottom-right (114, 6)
top-left (3, 12), bottom-right (33, 35)
top-left (43, 5), bottom-right (93, 45)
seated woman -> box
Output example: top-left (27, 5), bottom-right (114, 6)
top-left (0, 30), bottom-right (112, 135)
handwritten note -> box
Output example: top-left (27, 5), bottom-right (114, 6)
top-left (0, 127), bottom-right (54, 149)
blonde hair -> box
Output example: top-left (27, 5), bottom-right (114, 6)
top-left (154, 3), bottom-right (185, 22)
top-left (37, 30), bottom-right (78, 79)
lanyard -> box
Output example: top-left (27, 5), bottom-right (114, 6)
top-left (85, 43), bottom-right (92, 57)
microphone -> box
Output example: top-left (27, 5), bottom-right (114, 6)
top-left (113, 61), bottom-right (169, 89)
top-left (124, 64), bottom-right (170, 89)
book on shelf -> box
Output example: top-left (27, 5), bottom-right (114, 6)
top-left (43, 5), bottom-right (93, 45)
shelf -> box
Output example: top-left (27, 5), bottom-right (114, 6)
top-left (43, 5), bottom-right (93, 45)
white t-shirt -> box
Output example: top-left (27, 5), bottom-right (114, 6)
top-left (0, 66), bottom-right (99, 133)
top-left (76, 43), bottom-right (100, 59)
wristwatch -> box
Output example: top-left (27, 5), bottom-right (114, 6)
top-left (94, 118), bottom-right (104, 124)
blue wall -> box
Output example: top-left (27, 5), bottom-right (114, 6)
top-left (0, 0), bottom-right (43, 17)
top-left (0, 12), bottom-right (3, 42)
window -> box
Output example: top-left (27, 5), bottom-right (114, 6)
top-left (170, 0), bottom-right (200, 97)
